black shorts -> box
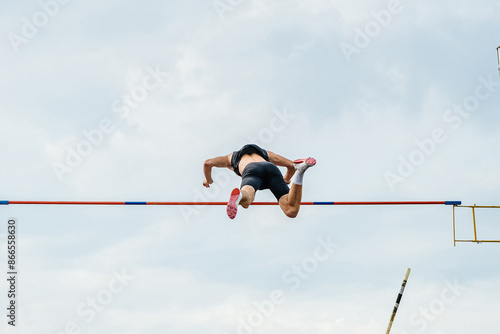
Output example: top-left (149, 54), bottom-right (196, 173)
top-left (240, 162), bottom-right (290, 200)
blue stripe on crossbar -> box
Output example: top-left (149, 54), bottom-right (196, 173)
top-left (125, 202), bottom-right (147, 205)
top-left (313, 202), bottom-right (335, 205)
top-left (0, 201), bottom-right (9, 205)
top-left (445, 201), bottom-right (462, 205)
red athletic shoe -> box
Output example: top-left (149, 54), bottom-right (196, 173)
top-left (227, 188), bottom-right (241, 219)
top-left (293, 157), bottom-right (316, 173)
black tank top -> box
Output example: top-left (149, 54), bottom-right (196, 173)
top-left (231, 144), bottom-right (269, 176)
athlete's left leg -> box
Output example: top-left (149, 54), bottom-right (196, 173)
top-left (278, 183), bottom-right (302, 218)
top-left (277, 157), bottom-right (316, 218)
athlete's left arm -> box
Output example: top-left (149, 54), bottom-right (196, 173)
top-left (267, 151), bottom-right (295, 184)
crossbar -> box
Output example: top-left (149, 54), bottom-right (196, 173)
top-left (0, 200), bottom-right (461, 206)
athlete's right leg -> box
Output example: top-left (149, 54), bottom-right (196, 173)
top-left (227, 185), bottom-right (256, 219)
top-left (227, 163), bottom-right (263, 219)
top-left (239, 185), bottom-right (255, 208)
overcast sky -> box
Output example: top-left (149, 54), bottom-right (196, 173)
top-left (1, 0), bottom-right (500, 333)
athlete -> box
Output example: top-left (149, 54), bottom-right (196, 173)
top-left (203, 144), bottom-right (316, 219)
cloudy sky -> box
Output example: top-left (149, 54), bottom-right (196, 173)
top-left (1, 0), bottom-right (500, 333)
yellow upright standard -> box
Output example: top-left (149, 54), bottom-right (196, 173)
top-left (453, 205), bottom-right (500, 245)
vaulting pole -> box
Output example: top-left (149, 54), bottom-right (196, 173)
top-left (497, 46), bottom-right (500, 78)
top-left (386, 268), bottom-right (411, 334)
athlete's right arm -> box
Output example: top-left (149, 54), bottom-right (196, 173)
top-left (203, 154), bottom-right (232, 188)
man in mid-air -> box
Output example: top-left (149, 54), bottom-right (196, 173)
top-left (203, 144), bottom-right (316, 219)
